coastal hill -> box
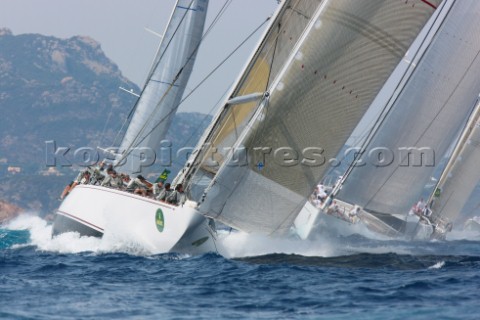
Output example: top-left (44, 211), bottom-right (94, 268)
top-left (0, 28), bottom-right (211, 216)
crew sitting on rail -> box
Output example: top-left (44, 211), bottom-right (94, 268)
top-left (310, 184), bottom-right (328, 207)
top-left (60, 169), bottom-right (91, 199)
top-left (156, 183), bottom-right (172, 202)
top-left (153, 181), bottom-right (164, 197)
top-left (101, 169), bottom-right (123, 189)
top-left (166, 184), bottom-right (185, 206)
top-left (126, 175), bottom-right (151, 196)
top-left (348, 205), bottom-right (361, 223)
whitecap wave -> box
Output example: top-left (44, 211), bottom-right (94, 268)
top-left (428, 261), bottom-right (445, 269)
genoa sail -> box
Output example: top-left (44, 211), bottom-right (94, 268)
top-left (116, 0), bottom-right (209, 174)
top-left (337, 0), bottom-right (480, 225)
top-left (196, 0), bottom-right (441, 235)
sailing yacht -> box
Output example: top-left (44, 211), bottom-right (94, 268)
top-left (52, 0), bottom-right (214, 253)
top-left (423, 95), bottom-right (480, 239)
top-left (296, 0), bottom-right (480, 241)
top-left (53, 0), bottom-right (441, 253)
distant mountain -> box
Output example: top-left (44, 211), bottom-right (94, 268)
top-left (0, 28), bottom-right (212, 216)
top-left (0, 27), bottom-right (138, 166)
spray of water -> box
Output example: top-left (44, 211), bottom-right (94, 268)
top-left (4, 214), bottom-right (154, 255)
top-left (4, 213), bottom-right (480, 259)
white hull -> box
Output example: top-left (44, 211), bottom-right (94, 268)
top-left (53, 185), bottom-right (215, 254)
top-left (294, 202), bottom-right (369, 240)
top-left (294, 200), bottom-right (434, 241)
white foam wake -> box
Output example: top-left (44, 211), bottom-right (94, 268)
top-left (5, 213), bottom-right (469, 259)
top-left (4, 214), bottom-right (153, 255)
top-left (215, 231), bottom-right (338, 259)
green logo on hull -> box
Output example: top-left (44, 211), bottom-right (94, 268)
top-left (155, 209), bottom-right (165, 232)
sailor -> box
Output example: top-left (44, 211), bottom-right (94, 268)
top-left (126, 175), bottom-right (149, 196)
top-left (153, 181), bottom-right (165, 197)
top-left (415, 198), bottom-right (426, 215)
top-left (156, 183), bottom-right (173, 202)
top-left (327, 200), bottom-right (339, 216)
top-left (317, 184), bottom-right (328, 203)
top-left (78, 170), bottom-right (91, 185)
top-left (90, 169), bottom-right (105, 185)
top-left (311, 186), bottom-right (321, 207)
top-left (166, 184), bottom-right (186, 206)
top-left (60, 168), bottom-right (92, 199)
top-left (121, 174), bottom-right (131, 188)
top-left (348, 205), bottom-right (361, 223)
top-left (101, 169), bottom-right (123, 189)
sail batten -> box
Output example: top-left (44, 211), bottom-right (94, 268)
top-left (198, 0), bottom-right (441, 235)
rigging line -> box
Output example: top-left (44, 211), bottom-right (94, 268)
top-left (265, 20), bottom-right (280, 89)
top-left (181, 1), bottom-right (306, 190)
top-left (116, 0), bottom-right (233, 162)
top-left (142, 0), bottom-right (196, 92)
top-left (115, 0), bottom-right (199, 150)
top-left (334, 0), bottom-right (451, 195)
top-left (187, 1), bottom-right (298, 142)
top-left (171, 84), bottom-right (234, 171)
top-left (110, 94), bottom-right (141, 149)
top-left (243, 6), bottom-right (304, 148)
top-left (427, 96), bottom-right (480, 220)
top-left (218, 6), bottom-right (282, 144)
top-left (118, 0), bottom-right (203, 151)
top-left (183, 1), bottom-right (305, 175)
top-left (364, 48), bottom-right (480, 210)
top-left (127, 16), bottom-right (271, 155)
top-left (98, 85), bottom-right (125, 148)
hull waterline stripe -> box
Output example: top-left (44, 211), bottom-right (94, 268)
top-left (57, 210), bottom-right (104, 232)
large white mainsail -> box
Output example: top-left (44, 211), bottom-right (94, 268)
top-left (428, 97), bottom-right (480, 227)
top-left (337, 1), bottom-right (480, 229)
top-left (180, 0), bottom-right (322, 200)
top-left (193, 0), bottom-right (440, 235)
top-left (116, 0), bottom-right (208, 174)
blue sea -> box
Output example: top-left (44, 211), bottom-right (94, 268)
top-left (1, 215), bottom-right (479, 320)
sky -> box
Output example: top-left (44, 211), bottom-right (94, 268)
top-left (1, 0), bottom-right (279, 113)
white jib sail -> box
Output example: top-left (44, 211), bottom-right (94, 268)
top-left (116, 0), bottom-right (209, 174)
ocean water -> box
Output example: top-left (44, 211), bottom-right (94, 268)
top-left (1, 215), bottom-right (480, 320)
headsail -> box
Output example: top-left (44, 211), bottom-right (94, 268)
top-left (429, 96), bottom-right (480, 225)
top-left (337, 0), bottom-right (480, 222)
top-left (116, 0), bottom-right (209, 174)
top-left (197, 0), bottom-right (440, 235)
top-left (182, 0), bottom-right (322, 200)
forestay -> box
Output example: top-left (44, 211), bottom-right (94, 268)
top-left (198, 0), bottom-right (440, 235)
top-left (338, 1), bottom-right (480, 220)
top-left (116, 0), bottom-right (209, 174)
top-left (430, 99), bottom-right (480, 225)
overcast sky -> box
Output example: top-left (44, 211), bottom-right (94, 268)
top-left (1, 0), bottom-right (279, 113)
